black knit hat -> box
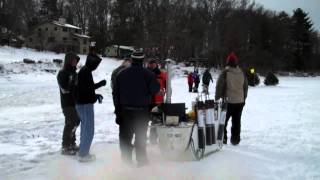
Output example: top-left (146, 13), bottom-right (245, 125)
top-left (131, 50), bottom-right (145, 61)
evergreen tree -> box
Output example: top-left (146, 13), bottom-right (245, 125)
top-left (111, 0), bottom-right (134, 46)
top-left (291, 8), bottom-right (314, 71)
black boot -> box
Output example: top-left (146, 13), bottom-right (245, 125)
top-left (230, 137), bottom-right (240, 145)
top-left (223, 138), bottom-right (227, 144)
top-left (61, 146), bottom-right (77, 155)
top-left (71, 143), bottom-right (80, 151)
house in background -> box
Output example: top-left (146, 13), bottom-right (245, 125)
top-left (103, 45), bottom-right (134, 58)
top-left (25, 18), bottom-right (90, 54)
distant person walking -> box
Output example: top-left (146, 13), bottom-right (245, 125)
top-left (57, 52), bottom-right (80, 155)
top-left (202, 69), bottom-right (213, 94)
top-left (75, 46), bottom-right (106, 162)
top-left (215, 52), bottom-right (248, 145)
top-left (193, 70), bottom-right (200, 93)
top-left (113, 51), bottom-right (160, 166)
top-left (187, 72), bottom-right (194, 92)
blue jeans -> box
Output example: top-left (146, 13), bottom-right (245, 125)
top-left (76, 104), bottom-right (94, 157)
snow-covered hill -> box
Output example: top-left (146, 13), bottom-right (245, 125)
top-left (0, 46), bottom-right (319, 180)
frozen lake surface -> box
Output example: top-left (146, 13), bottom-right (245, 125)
top-left (0, 46), bottom-right (319, 179)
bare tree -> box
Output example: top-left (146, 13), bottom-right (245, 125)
top-left (69, 0), bottom-right (90, 34)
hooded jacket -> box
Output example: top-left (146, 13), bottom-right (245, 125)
top-left (76, 53), bottom-right (103, 104)
top-left (215, 66), bottom-right (248, 104)
top-left (202, 70), bottom-right (213, 85)
top-left (57, 52), bottom-right (79, 108)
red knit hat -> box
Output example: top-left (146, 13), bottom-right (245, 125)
top-left (226, 52), bottom-right (238, 63)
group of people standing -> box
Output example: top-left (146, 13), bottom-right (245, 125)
top-left (57, 46), bottom-right (106, 162)
top-left (188, 68), bottom-right (213, 94)
top-left (57, 48), bottom-right (247, 165)
top-left (57, 49), bottom-right (165, 165)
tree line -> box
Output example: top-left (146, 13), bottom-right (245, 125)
top-left (0, 0), bottom-right (319, 71)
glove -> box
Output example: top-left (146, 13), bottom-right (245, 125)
top-left (114, 106), bottom-right (121, 115)
top-left (115, 115), bottom-right (121, 125)
top-left (97, 80), bottom-right (106, 87)
top-left (114, 106), bottom-right (121, 125)
top-left (95, 94), bottom-right (103, 104)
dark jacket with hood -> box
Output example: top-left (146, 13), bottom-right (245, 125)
top-left (202, 70), bottom-right (213, 85)
top-left (57, 52), bottom-right (79, 108)
top-left (113, 60), bottom-right (160, 109)
top-left (76, 53), bottom-right (103, 104)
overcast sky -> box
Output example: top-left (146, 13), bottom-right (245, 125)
top-left (253, 0), bottom-right (320, 31)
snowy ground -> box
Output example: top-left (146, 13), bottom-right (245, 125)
top-left (0, 46), bottom-right (319, 180)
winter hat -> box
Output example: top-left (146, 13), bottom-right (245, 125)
top-left (131, 50), bottom-right (145, 61)
top-left (226, 52), bottom-right (238, 66)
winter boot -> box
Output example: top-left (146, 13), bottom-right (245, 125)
top-left (71, 144), bottom-right (80, 151)
top-left (223, 138), bottom-right (227, 145)
top-left (61, 146), bottom-right (77, 155)
top-left (230, 137), bottom-right (240, 145)
top-left (78, 154), bottom-right (96, 162)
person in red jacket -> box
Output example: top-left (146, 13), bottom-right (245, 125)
top-left (148, 60), bottom-right (166, 106)
top-left (148, 60), bottom-right (167, 144)
top-left (152, 70), bottom-right (167, 105)
top-left (187, 72), bottom-right (194, 92)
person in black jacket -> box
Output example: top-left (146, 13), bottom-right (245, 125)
top-left (202, 69), bottom-right (213, 94)
top-left (111, 58), bottom-right (132, 125)
top-left (111, 58), bottom-right (132, 91)
top-left (113, 51), bottom-right (160, 166)
top-left (75, 47), bottom-right (106, 162)
top-left (57, 52), bottom-right (80, 155)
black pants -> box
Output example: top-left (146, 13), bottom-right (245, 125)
top-left (193, 82), bottom-right (199, 92)
top-left (188, 83), bottom-right (193, 92)
top-left (119, 108), bottom-right (149, 164)
top-left (62, 106), bottom-right (80, 148)
top-left (224, 103), bottom-right (245, 144)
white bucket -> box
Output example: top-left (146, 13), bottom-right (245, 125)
top-left (156, 123), bottom-right (194, 160)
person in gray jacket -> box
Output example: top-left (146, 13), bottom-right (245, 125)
top-left (215, 52), bottom-right (248, 145)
